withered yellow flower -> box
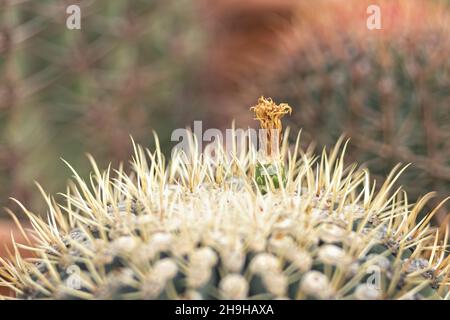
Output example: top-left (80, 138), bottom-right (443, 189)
top-left (250, 96), bottom-right (292, 157)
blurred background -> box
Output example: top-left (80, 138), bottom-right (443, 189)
top-left (0, 0), bottom-right (449, 235)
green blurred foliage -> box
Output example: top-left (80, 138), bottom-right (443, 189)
top-left (0, 0), bottom-right (206, 214)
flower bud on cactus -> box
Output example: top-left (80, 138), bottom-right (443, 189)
top-left (251, 97), bottom-right (291, 193)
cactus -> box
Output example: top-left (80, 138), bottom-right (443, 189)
top-left (0, 0), bottom-right (204, 214)
top-left (266, 0), bottom-right (450, 223)
top-left (1, 99), bottom-right (449, 300)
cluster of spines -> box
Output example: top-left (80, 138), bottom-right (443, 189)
top-left (0, 130), bottom-right (449, 300)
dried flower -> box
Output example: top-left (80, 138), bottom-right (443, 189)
top-left (250, 96), bottom-right (291, 158)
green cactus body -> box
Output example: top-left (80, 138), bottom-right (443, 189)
top-left (255, 163), bottom-right (286, 193)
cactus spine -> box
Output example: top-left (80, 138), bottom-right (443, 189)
top-left (0, 99), bottom-right (449, 300)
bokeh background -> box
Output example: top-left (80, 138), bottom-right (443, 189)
top-left (0, 0), bottom-right (449, 231)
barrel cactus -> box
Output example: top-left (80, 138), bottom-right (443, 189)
top-left (0, 99), bottom-right (449, 300)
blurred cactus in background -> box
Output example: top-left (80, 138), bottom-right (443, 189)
top-left (239, 0), bottom-right (450, 223)
top-left (0, 0), bottom-right (205, 214)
